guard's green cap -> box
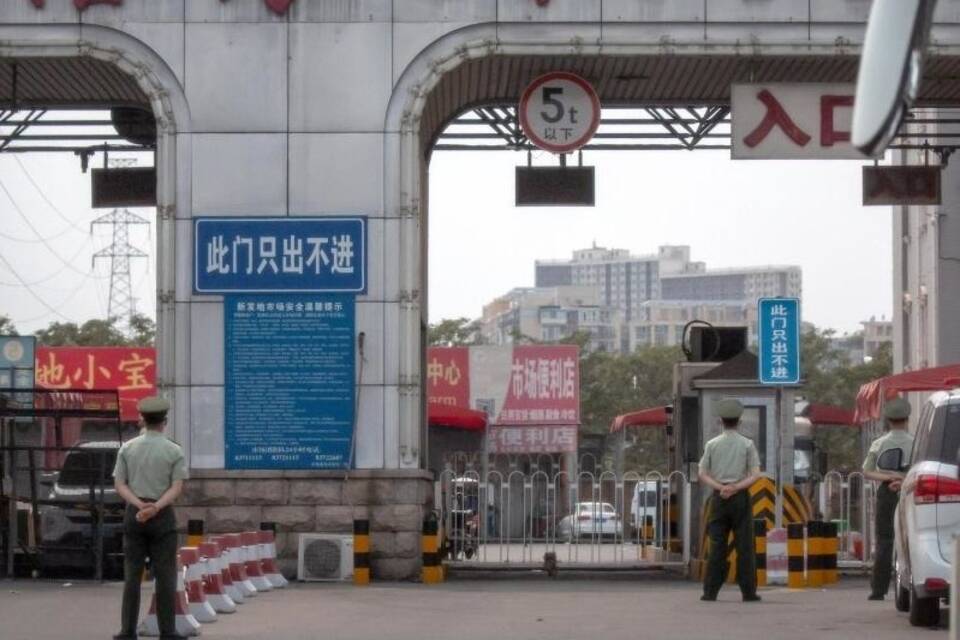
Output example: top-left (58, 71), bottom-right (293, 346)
top-left (137, 396), bottom-right (170, 417)
top-left (717, 398), bottom-right (744, 420)
top-left (884, 398), bottom-right (911, 422)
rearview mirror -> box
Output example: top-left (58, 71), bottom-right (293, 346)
top-left (852, 0), bottom-right (937, 156)
top-left (877, 448), bottom-right (904, 472)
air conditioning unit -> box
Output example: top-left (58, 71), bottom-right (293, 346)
top-left (297, 534), bottom-right (354, 582)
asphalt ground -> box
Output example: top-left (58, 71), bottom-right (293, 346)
top-left (0, 574), bottom-right (946, 640)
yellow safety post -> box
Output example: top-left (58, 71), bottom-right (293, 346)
top-left (807, 521), bottom-right (824, 588)
top-left (422, 514), bottom-right (443, 584)
top-left (754, 518), bottom-right (768, 588)
top-left (824, 521), bottom-right (839, 585)
top-left (787, 523), bottom-right (806, 589)
top-left (354, 519), bottom-right (370, 586)
top-left (186, 519), bottom-right (204, 548)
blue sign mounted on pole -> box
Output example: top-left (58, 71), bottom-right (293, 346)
top-left (194, 217), bottom-right (366, 294)
top-left (758, 298), bottom-right (801, 385)
top-left (224, 294), bottom-right (356, 469)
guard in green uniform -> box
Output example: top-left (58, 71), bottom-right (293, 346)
top-left (699, 398), bottom-right (764, 602)
top-left (863, 397), bottom-right (914, 601)
top-left (113, 397), bottom-right (188, 640)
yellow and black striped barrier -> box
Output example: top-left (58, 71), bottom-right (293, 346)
top-left (354, 519), bottom-right (370, 585)
top-left (754, 518), bottom-right (768, 587)
top-left (806, 521), bottom-right (825, 588)
top-left (787, 523), bottom-right (806, 589)
top-left (186, 519), bottom-right (204, 547)
top-left (422, 515), bottom-right (443, 584)
top-left (782, 485), bottom-right (813, 525)
top-left (824, 521), bottom-right (839, 585)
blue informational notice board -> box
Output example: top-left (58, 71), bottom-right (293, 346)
top-left (195, 217), bottom-right (366, 294)
top-left (224, 294), bottom-right (355, 469)
top-left (758, 297), bottom-right (801, 385)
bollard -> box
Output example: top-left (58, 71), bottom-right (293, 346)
top-left (199, 541), bottom-right (237, 613)
top-left (257, 528), bottom-right (288, 588)
top-left (138, 559), bottom-right (202, 637)
top-left (222, 533), bottom-right (258, 597)
top-left (354, 519), bottom-right (370, 585)
top-left (181, 547), bottom-right (218, 623)
top-left (241, 531), bottom-right (273, 591)
top-left (824, 521), bottom-right (839, 585)
top-left (787, 523), bottom-right (806, 589)
top-left (186, 519), bottom-right (204, 548)
top-left (807, 521), bottom-right (824, 588)
top-left (209, 536), bottom-right (244, 604)
top-left (754, 519), bottom-right (768, 588)
top-left (422, 514), bottom-right (443, 584)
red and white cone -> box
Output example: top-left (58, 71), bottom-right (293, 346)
top-left (222, 533), bottom-right (258, 597)
top-left (209, 536), bottom-right (244, 605)
top-left (241, 531), bottom-right (273, 592)
top-left (258, 530), bottom-right (288, 588)
top-left (181, 547), bottom-right (218, 623)
top-left (137, 561), bottom-right (202, 637)
top-left (199, 541), bottom-right (236, 613)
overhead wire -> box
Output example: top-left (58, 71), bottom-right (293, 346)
top-left (12, 155), bottom-right (90, 234)
top-left (0, 250), bottom-right (72, 322)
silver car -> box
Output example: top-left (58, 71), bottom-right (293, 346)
top-left (558, 502), bottom-right (623, 542)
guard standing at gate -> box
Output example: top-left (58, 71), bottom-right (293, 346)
top-left (113, 396), bottom-right (188, 640)
top-left (699, 398), bottom-right (764, 602)
top-left (862, 397), bottom-right (914, 601)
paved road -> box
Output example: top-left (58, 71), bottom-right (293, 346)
top-left (0, 575), bottom-right (945, 640)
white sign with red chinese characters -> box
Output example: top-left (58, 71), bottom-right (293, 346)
top-left (488, 425), bottom-right (578, 454)
top-left (519, 72), bottom-right (601, 154)
top-left (732, 84), bottom-right (866, 159)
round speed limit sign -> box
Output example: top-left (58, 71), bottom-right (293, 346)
top-left (519, 71), bottom-right (601, 154)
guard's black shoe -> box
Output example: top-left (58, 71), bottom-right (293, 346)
top-left (868, 593), bottom-right (884, 601)
top-left (701, 594), bottom-right (717, 601)
top-left (743, 594), bottom-right (762, 602)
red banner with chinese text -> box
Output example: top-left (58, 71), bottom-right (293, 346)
top-left (35, 347), bottom-right (157, 421)
top-left (426, 347), bottom-right (470, 408)
top-left (496, 345), bottom-right (579, 425)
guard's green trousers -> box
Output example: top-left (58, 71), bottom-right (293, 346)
top-left (119, 504), bottom-right (178, 638)
top-left (703, 490), bottom-right (757, 599)
top-left (871, 482), bottom-right (899, 598)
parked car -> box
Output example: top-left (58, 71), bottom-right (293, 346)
top-left (558, 502), bottom-right (623, 542)
top-left (38, 441), bottom-right (125, 574)
top-left (889, 390), bottom-right (960, 627)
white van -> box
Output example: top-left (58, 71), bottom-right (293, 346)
top-left (630, 481), bottom-right (660, 539)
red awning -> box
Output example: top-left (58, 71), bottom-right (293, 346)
top-left (854, 364), bottom-right (960, 423)
top-left (427, 403), bottom-right (487, 432)
top-left (802, 403), bottom-right (856, 427)
top-left (610, 406), bottom-right (670, 433)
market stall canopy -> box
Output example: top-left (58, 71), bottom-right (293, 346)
top-left (854, 364), bottom-right (960, 423)
top-left (610, 406), bottom-right (670, 433)
top-left (801, 403), bottom-right (856, 427)
top-left (427, 403), bottom-right (487, 432)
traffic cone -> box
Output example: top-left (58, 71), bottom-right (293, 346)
top-left (138, 561), bottom-right (201, 637)
top-left (209, 536), bottom-right (244, 604)
top-left (181, 547), bottom-right (218, 623)
top-left (241, 531), bottom-right (273, 592)
top-left (199, 541), bottom-right (237, 613)
top-left (258, 530), bottom-right (288, 588)
top-left (221, 533), bottom-right (258, 597)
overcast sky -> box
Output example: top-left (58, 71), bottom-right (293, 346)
top-left (0, 144), bottom-right (890, 337)
top-left (428, 149), bottom-right (892, 335)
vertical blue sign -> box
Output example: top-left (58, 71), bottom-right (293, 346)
top-left (224, 295), bottom-right (355, 469)
top-left (758, 298), bottom-right (801, 385)
top-left (0, 336), bottom-right (35, 408)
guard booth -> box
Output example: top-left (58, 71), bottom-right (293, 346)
top-left (671, 346), bottom-right (800, 559)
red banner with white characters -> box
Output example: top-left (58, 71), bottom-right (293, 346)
top-left (35, 347), bottom-right (157, 421)
top-left (488, 425), bottom-right (578, 454)
top-left (426, 347), bottom-right (470, 408)
top-left (496, 345), bottom-right (579, 425)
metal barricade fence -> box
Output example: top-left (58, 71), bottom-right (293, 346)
top-left (436, 465), bottom-right (691, 569)
top-left (819, 470), bottom-right (875, 568)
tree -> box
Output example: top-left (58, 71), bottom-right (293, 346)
top-left (428, 317), bottom-right (485, 346)
top-left (0, 315), bottom-right (17, 336)
top-left (36, 318), bottom-right (131, 347)
top-left (128, 314), bottom-right (156, 347)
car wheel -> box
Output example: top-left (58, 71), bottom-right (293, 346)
top-left (894, 569), bottom-right (910, 613)
top-left (908, 586), bottom-right (940, 627)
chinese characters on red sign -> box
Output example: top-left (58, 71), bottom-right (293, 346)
top-left (426, 347), bottom-right (470, 408)
top-left (497, 345), bottom-right (579, 425)
top-left (732, 84), bottom-right (862, 159)
top-left (488, 425), bottom-right (577, 454)
top-left (35, 347), bottom-right (157, 421)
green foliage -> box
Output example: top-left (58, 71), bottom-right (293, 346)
top-left (35, 314), bottom-right (155, 347)
top-left (0, 315), bottom-right (17, 336)
top-left (427, 317), bottom-right (485, 347)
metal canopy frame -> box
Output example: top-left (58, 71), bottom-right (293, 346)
top-left (435, 104), bottom-right (960, 156)
top-left (0, 108), bottom-right (154, 162)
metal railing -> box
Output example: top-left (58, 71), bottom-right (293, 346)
top-left (819, 470), bottom-right (875, 568)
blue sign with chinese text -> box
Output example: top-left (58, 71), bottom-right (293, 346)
top-left (224, 295), bottom-right (356, 469)
top-left (194, 217), bottom-right (366, 294)
top-left (758, 298), bottom-right (801, 385)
